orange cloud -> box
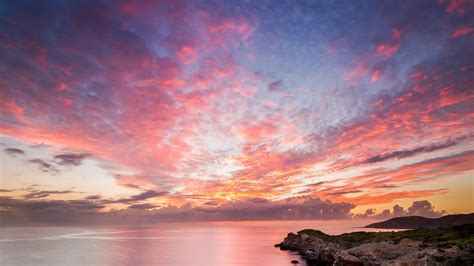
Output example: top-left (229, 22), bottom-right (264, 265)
top-left (350, 189), bottom-right (448, 205)
top-left (349, 189), bottom-right (449, 205)
top-left (321, 151), bottom-right (474, 205)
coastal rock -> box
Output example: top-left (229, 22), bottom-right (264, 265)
top-left (279, 232), bottom-right (302, 250)
top-left (347, 239), bottom-right (422, 264)
top-left (333, 250), bottom-right (361, 265)
top-left (278, 230), bottom-right (360, 265)
top-left (347, 239), bottom-right (473, 265)
top-left (276, 227), bottom-right (474, 266)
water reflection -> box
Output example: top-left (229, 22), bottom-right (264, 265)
top-left (0, 220), bottom-right (396, 265)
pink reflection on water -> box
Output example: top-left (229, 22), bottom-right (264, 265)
top-left (99, 220), bottom-right (396, 265)
top-left (101, 222), bottom-right (305, 265)
top-left (0, 220), bottom-right (400, 265)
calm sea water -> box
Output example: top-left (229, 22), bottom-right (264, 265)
top-left (0, 220), bottom-right (395, 265)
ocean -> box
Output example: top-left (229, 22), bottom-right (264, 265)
top-left (0, 219), bottom-right (395, 265)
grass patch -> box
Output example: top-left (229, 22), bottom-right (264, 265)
top-left (296, 224), bottom-right (474, 249)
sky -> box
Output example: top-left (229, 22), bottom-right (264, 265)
top-left (0, 0), bottom-right (473, 225)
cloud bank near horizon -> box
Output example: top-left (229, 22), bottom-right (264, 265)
top-left (0, 192), bottom-right (448, 225)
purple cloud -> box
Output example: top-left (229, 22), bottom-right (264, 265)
top-left (54, 153), bottom-right (90, 166)
top-left (4, 148), bottom-right (25, 157)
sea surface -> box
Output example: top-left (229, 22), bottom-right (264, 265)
top-left (0, 220), bottom-right (397, 265)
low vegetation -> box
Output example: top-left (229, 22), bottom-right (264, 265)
top-left (297, 224), bottom-right (474, 249)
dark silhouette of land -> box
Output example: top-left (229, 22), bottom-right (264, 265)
top-left (365, 213), bottom-right (474, 229)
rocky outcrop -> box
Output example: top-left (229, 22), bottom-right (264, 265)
top-left (276, 231), bottom-right (362, 265)
top-left (347, 239), bottom-right (469, 265)
top-left (276, 229), bottom-right (474, 266)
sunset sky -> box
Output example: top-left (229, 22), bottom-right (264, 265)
top-left (0, 0), bottom-right (473, 224)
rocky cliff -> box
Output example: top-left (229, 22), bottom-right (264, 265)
top-left (275, 224), bottom-right (474, 265)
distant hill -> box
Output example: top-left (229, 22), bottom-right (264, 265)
top-left (365, 213), bottom-right (474, 229)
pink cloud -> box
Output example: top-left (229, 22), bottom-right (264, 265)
top-left (371, 69), bottom-right (382, 82)
top-left (345, 63), bottom-right (367, 81)
top-left (376, 43), bottom-right (400, 58)
top-left (177, 46), bottom-right (197, 64)
top-left (392, 28), bottom-right (402, 39)
top-left (452, 27), bottom-right (473, 38)
top-left (441, 0), bottom-right (473, 15)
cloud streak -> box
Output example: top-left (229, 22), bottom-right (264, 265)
top-left (23, 190), bottom-right (73, 199)
top-left (3, 148), bottom-right (25, 157)
top-left (54, 153), bottom-right (90, 166)
top-left (362, 135), bottom-right (471, 164)
top-left (27, 159), bottom-right (58, 174)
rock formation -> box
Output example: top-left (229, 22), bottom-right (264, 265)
top-left (276, 225), bottom-right (474, 265)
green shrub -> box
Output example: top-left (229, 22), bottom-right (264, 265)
top-left (297, 224), bottom-right (474, 249)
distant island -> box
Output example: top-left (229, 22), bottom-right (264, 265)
top-left (276, 214), bottom-right (474, 265)
top-left (365, 213), bottom-right (474, 229)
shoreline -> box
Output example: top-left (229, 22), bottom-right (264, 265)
top-left (275, 224), bottom-right (474, 265)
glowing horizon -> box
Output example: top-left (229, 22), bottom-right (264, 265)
top-left (0, 0), bottom-right (473, 224)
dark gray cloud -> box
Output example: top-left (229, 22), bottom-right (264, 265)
top-left (27, 159), bottom-right (52, 169)
top-left (112, 190), bottom-right (169, 204)
top-left (203, 200), bottom-right (220, 206)
top-left (296, 189), bottom-right (312, 195)
top-left (85, 195), bottom-right (101, 200)
top-left (27, 159), bottom-right (59, 174)
top-left (375, 184), bottom-right (398, 189)
top-left (129, 190), bottom-right (168, 201)
top-left (325, 190), bottom-right (362, 196)
top-left (5, 148), bottom-right (91, 173)
top-left (23, 190), bottom-right (73, 199)
top-left (0, 197), bottom-right (104, 211)
top-left (4, 148), bottom-right (25, 156)
top-left (267, 79), bottom-right (285, 92)
top-left (54, 153), bottom-right (90, 166)
top-left (128, 203), bottom-right (161, 210)
top-left (0, 197), bottom-right (106, 225)
top-left (363, 135), bottom-right (471, 164)
top-left (245, 197), bottom-right (269, 203)
top-left (306, 181), bottom-right (326, 187)
top-left (192, 197), bottom-right (355, 221)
